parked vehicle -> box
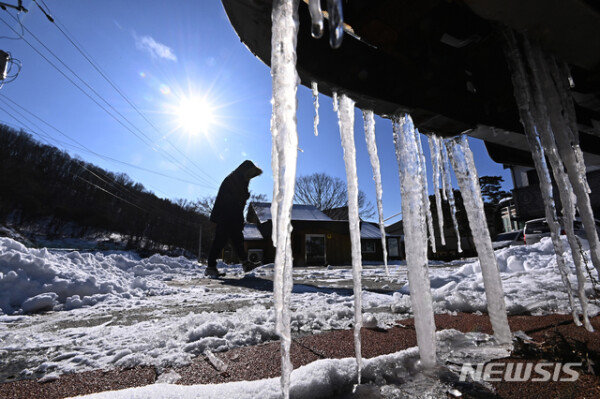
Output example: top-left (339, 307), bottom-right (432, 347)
top-left (492, 230), bottom-right (525, 249)
top-left (523, 217), bottom-right (600, 245)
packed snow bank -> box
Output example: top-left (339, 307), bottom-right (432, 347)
top-left (396, 237), bottom-right (600, 316)
top-left (70, 329), bottom-right (509, 399)
top-left (0, 237), bottom-right (198, 314)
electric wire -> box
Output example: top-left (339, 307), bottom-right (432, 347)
top-left (0, 94), bottom-right (215, 189)
top-left (0, 13), bottom-right (217, 190)
top-left (34, 1), bottom-right (218, 185)
top-left (0, 110), bottom-right (202, 229)
top-left (0, 106), bottom-right (202, 229)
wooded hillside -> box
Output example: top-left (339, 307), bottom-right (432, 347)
top-left (0, 124), bottom-right (211, 255)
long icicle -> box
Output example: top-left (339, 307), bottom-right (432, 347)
top-left (428, 135), bottom-right (446, 246)
top-left (338, 94), bottom-right (363, 384)
top-left (511, 47), bottom-right (600, 278)
top-left (393, 114), bottom-right (437, 368)
top-left (508, 33), bottom-right (589, 329)
top-left (311, 81), bottom-right (320, 136)
top-left (363, 109), bottom-right (389, 275)
top-left (270, 0), bottom-right (300, 397)
top-left (536, 53), bottom-right (593, 331)
top-left (446, 135), bottom-right (512, 344)
top-left (529, 42), bottom-right (600, 278)
top-left (553, 60), bottom-right (590, 194)
top-left (503, 32), bottom-right (580, 328)
top-left (416, 131), bottom-right (436, 253)
top-left (441, 142), bottom-right (462, 252)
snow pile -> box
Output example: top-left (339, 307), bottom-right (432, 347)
top-left (0, 237), bottom-right (197, 314)
top-left (396, 237), bottom-right (600, 316)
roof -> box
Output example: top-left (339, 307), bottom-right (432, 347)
top-left (243, 223), bottom-right (263, 240)
top-left (386, 220), bottom-right (403, 235)
top-left (360, 222), bottom-right (382, 239)
top-left (361, 222), bottom-right (401, 239)
top-left (251, 202), bottom-right (333, 224)
top-left (323, 206), bottom-right (349, 220)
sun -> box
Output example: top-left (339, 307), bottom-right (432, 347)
top-left (175, 96), bottom-right (215, 135)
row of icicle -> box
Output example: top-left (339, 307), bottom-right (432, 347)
top-left (270, 1), bottom-right (597, 398)
top-left (503, 29), bottom-right (597, 331)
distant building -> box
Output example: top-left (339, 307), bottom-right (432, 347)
top-left (475, 128), bottom-right (600, 226)
top-left (497, 197), bottom-right (520, 232)
top-left (230, 202), bottom-right (401, 266)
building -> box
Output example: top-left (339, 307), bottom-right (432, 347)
top-left (238, 202), bottom-right (401, 266)
top-left (473, 125), bottom-right (600, 226)
top-left (497, 197), bottom-right (521, 232)
top-left (507, 165), bottom-right (600, 224)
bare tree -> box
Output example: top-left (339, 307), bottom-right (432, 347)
top-left (194, 196), bottom-right (216, 216)
top-left (196, 192), bottom-right (268, 218)
top-left (295, 173), bottom-right (375, 219)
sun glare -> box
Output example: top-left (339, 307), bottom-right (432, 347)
top-left (176, 97), bottom-right (215, 135)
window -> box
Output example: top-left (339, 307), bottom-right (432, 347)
top-left (305, 234), bottom-right (326, 265)
top-left (362, 240), bottom-right (376, 253)
top-left (388, 238), bottom-right (399, 257)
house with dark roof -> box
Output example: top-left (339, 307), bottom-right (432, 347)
top-left (238, 202), bottom-right (401, 266)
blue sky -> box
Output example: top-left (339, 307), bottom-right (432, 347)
top-left (0, 0), bottom-right (512, 223)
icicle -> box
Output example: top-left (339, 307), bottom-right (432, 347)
top-left (392, 114), bottom-right (437, 368)
top-left (503, 31), bottom-right (590, 330)
top-left (441, 143), bottom-right (462, 252)
top-left (416, 131), bottom-right (436, 253)
top-left (428, 135), bottom-right (446, 246)
top-left (550, 59), bottom-right (590, 194)
top-left (270, 1), bottom-right (300, 397)
top-left (446, 135), bottom-right (511, 345)
top-left (326, 0), bottom-right (344, 49)
top-left (271, 114), bottom-right (279, 247)
top-left (337, 94), bottom-right (363, 384)
top-left (362, 109), bottom-right (389, 275)
top-left (311, 81), bottom-right (320, 136)
top-left (308, 0), bottom-right (324, 39)
top-left (525, 41), bottom-right (600, 278)
top-left (332, 90), bottom-right (339, 112)
top-left (523, 36), bottom-right (590, 329)
top-left (440, 143), bottom-right (448, 202)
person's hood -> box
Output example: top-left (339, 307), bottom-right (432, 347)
top-left (234, 160), bottom-right (263, 180)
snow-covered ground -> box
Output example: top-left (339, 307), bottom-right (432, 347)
top-left (0, 236), bottom-right (598, 383)
top-left (73, 329), bottom-right (511, 399)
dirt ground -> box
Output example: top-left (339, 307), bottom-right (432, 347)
top-left (1, 313), bottom-right (599, 399)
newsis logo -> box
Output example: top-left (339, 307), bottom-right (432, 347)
top-left (459, 362), bottom-right (582, 382)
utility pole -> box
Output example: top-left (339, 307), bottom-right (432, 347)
top-left (0, 50), bottom-right (10, 80)
top-left (0, 50), bottom-right (22, 89)
top-left (197, 226), bottom-right (202, 264)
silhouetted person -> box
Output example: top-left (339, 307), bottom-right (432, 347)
top-left (206, 160), bottom-right (263, 277)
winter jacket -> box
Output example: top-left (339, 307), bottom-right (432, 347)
top-left (210, 160), bottom-right (262, 226)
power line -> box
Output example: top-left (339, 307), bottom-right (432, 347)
top-left (24, 3), bottom-right (218, 186)
top-left (0, 102), bottom-right (206, 227)
top-left (0, 112), bottom-right (202, 228)
top-left (36, 2), bottom-right (218, 185)
top-left (2, 11), bottom-right (216, 188)
top-left (0, 13), bottom-right (217, 189)
top-left (0, 94), bottom-right (216, 189)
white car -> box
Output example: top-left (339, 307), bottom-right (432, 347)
top-left (523, 217), bottom-right (600, 245)
top-left (492, 230), bottom-right (524, 249)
